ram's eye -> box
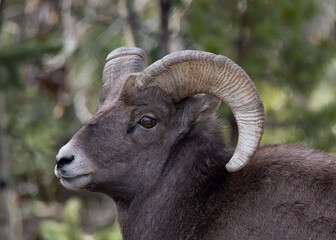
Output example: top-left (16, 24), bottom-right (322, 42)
top-left (140, 116), bottom-right (157, 128)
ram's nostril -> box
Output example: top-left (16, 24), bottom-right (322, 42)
top-left (56, 155), bottom-right (74, 168)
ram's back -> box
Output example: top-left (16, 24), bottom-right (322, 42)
top-left (202, 144), bottom-right (336, 240)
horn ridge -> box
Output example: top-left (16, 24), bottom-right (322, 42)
top-left (135, 50), bottom-right (265, 172)
top-left (106, 47), bottom-right (147, 64)
top-left (99, 47), bottom-right (148, 106)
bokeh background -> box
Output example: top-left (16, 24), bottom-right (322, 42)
top-left (0, 0), bottom-right (335, 239)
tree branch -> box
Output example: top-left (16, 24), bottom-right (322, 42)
top-left (125, 0), bottom-right (142, 47)
top-left (0, 0), bottom-right (5, 32)
top-left (0, 91), bottom-right (10, 240)
top-left (158, 0), bottom-right (171, 58)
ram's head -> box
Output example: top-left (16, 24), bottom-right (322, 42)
top-left (54, 47), bottom-right (264, 200)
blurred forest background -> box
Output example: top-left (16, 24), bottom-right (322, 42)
top-left (0, 0), bottom-right (335, 239)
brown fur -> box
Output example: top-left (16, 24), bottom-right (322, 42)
top-left (59, 74), bottom-right (336, 239)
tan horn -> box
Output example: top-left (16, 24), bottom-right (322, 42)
top-left (99, 47), bottom-right (147, 105)
top-left (135, 50), bottom-right (265, 172)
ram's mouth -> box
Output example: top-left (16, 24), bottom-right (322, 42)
top-left (60, 174), bottom-right (92, 191)
top-left (59, 174), bottom-right (91, 190)
top-left (54, 166), bottom-right (91, 190)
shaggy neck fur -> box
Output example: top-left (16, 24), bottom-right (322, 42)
top-left (116, 116), bottom-right (232, 239)
top-left (114, 115), bottom-right (336, 239)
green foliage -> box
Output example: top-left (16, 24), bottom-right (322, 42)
top-left (6, 85), bottom-right (71, 200)
top-left (0, 38), bottom-right (62, 89)
top-left (186, 0), bottom-right (333, 90)
top-left (40, 198), bottom-right (84, 240)
top-left (40, 198), bottom-right (122, 240)
top-left (94, 224), bottom-right (123, 240)
top-left (186, 0), bottom-right (336, 152)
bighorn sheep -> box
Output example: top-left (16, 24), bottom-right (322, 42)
top-left (55, 47), bottom-right (336, 239)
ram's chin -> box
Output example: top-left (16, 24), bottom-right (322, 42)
top-left (60, 174), bottom-right (92, 191)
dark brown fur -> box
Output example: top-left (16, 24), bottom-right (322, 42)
top-left (62, 75), bottom-right (336, 239)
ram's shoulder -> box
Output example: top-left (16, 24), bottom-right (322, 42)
top-left (250, 144), bottom-right (336, 173)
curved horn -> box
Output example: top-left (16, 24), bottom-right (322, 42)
top-left (100, 47), bottom-right (147, 105)
top-left (135, 50), bottom-right (265, 172)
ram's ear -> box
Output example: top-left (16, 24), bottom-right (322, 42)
top-left (176, 94), bottom-right (220, 126)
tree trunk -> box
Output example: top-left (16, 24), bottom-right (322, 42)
top-left (158, 0), bottom-right (171, 58)
top-left (0, 0), bottom-right (4, 29)
top-left (0, 0), bottom-right (11, 238)
top-left (124, 0), bottom-right (142, 47)
top-left (0, 91), bottom-right (11, 240)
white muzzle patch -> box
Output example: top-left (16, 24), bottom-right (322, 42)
top-left (55, 139), bottom-right (95, 190)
